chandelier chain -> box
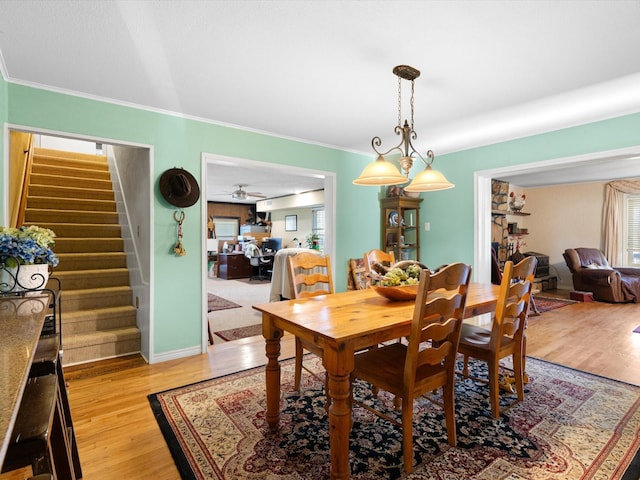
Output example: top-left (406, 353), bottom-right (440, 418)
top-left (410, 79), bottom-right (415, 130)
top-left (397, 75), bottom-right (402, 128)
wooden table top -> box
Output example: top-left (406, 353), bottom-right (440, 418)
top-left (0, 294), bottom-right (50, 466)
top-left (254, 282), bottom-right (499, 343)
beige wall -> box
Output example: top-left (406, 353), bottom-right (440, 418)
top-left (512, 181), bottom-right (606, 289)
top-left (269, 208), bottom-right (314, 247)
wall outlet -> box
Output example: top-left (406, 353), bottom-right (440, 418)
top-left (424, 222), bottom-right (430, 231)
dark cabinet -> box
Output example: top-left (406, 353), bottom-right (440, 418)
top-left (218, 253), bottom-right (252, 280)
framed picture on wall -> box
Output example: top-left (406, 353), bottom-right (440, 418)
top-left (285, 215), bottom-right (297, 231)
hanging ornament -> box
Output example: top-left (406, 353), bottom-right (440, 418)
top-left (173, 210), bottom-right (187, 256)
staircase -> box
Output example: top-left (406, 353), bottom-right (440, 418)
top-left (23, 147), bottom-right (141, 365)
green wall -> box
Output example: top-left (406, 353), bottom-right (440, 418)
top-left (4, 81), bottom-right (640, 358)
top-left (4, 83), bottom-right (379, 355)
top-left (416, 113), bottom-right (640, 269)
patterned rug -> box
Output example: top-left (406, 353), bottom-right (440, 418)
top-left (148, 356), bottom-right (640, 479)
top-left (534, 295), bottom-right (578, 313)
top-left (207, 293), bottom-right (241, 312)
top-left (214, 323), bottom-right (262, 341)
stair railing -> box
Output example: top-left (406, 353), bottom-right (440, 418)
top-left (11, 133), bottom-right (34, 227)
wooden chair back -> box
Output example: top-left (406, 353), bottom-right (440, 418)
top-left (407, 262), bottom-right (472, 378)
top-left (364, 249), bottom-right (395, 274)
top-left (407, 264), bottom-right (471, 383)
top-left (348, 257), bottom-right (369, 290)
top-left (287, 252), bottom-right (334, 299)
top-left (490, 256), bottom-right (537, 350)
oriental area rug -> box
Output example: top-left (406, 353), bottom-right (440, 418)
top-left (207, 293), bottom-right (241, 312)
top-left (532, 295), bottom-right (578, 313)
top-left (214, 323), bottom-right (262, 342)
top-left (148, 357), bottom-right (640, 480)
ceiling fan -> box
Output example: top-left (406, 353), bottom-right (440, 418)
top-left (230, 184), bottom-right (266, 200)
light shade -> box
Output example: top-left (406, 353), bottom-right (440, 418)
top-left (353, 155), bottom-right (409, 186)
top-left (404, 166), bottom-right (454, 192)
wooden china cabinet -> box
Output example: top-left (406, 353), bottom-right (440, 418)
top-left (380, 196), bottom-right (422, 262)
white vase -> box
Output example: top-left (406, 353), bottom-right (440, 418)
top-left (0, 264), bottom-right (50, 294)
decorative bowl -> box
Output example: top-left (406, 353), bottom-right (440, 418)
top-left (371, 284), bottom-right (419, 301)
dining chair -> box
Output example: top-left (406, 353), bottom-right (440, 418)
top-left (491, 246), bottom-right (540, 315)
top-left (351, 262), bottom-right (472, 473)
top-left (287, 252), bottom-right (334, 395)
top-left (364, 249), bottom-right (395, 275)
top-left (348, 257), bottom-right (369, 290)
top-left (457, 256), bottom-right (537, 418)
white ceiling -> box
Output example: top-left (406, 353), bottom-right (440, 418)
top-left (1, 1), bottom-right (640, 201)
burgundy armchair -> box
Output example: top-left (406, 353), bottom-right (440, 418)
top-left (563, 248), bottom-right (640, 303)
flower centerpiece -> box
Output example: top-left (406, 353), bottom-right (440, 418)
top-left (0, 226), bottom-right (59, 292)
top-left (369, 262), bottom-right (423, 301)
top-left (0, 226), bottom-right (59, 267)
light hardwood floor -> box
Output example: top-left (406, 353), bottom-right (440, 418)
top-left (2, 294), bottom-right (639, 480)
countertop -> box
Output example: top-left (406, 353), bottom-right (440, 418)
top-left (0, 294), bottom-right (49, 467)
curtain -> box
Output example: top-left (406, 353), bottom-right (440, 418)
top-left (603, 180), bottom-right (640, 266)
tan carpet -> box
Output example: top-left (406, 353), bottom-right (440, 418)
top-left (207, 277), bottom-right (270, 343)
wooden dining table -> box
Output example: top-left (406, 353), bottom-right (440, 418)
top-left (253, 281), bottom-right (500, 480)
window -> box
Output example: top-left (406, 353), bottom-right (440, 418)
top-left (211, 217), bottom-right (239, 240)
top-left (625, 195), bottom-right (640, 265)
top-left (312, 208), bottom-right (325, 251)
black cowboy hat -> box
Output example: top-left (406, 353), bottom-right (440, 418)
top-left (159, 168), bottom-right (200, 208)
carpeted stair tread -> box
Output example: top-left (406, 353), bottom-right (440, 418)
top-left (35, 147), bottom-right (108, 163)
top-left (51, 268), bottom-right (130, 289)
top-left (34, 156), bottom-right (109, 171)
top-left (30, 172), bottom-right (114, 190)
top-left (62, 286), bottom-right (133, 312)
top-left (62, 285), bottom-right (132, 299)
top-left (31, 162), bottom-right (112, 180)
top-left (27, 184), bottom-right (115, 201)
top-left (63, 304), bottom-right (137, 321)
top-left (25, 223), bottom-right (122, 238)
top-left (52, 238), bottom-right (124, 253)
top-left (27, 195), bottom-right (117, 212)
top-left (63, 336), bottom-right (142, 366)
top-left (62, 285), bottom-right (131, 304)
top-left (62, 328), bottom-right (141, 350)
top-left (62, 307), bottom-right (137, 335)
top-left (25, 208), bottom-right (119, 224)
top-left (56, 252), bottom-right (127, 270)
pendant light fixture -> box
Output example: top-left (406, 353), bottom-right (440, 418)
top-left (353, 65), bottom-right (454, 192)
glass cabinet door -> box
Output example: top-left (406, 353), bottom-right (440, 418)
top-left (380, 196), bottom-right (422, 262)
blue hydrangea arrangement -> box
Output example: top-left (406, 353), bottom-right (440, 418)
top-left (0, 226), bottom-right (59, 267)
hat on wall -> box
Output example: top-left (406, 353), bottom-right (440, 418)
top-left (159, 168), bottom-right (200, 208)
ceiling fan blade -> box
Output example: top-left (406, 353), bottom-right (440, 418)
top-left (246, 192), bottom-right (267, 199)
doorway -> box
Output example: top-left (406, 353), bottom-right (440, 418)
top-left (200, 152), bottom-right (336, 348)
top-left (5, 126), bottom-right (154, 361)
top-left (474, 145), bottom-right (640, 284)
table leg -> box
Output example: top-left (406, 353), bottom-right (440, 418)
top-left (324, 346), bottom-right (354, 480)
top-left (263, 314), bottom-right (282, 430)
